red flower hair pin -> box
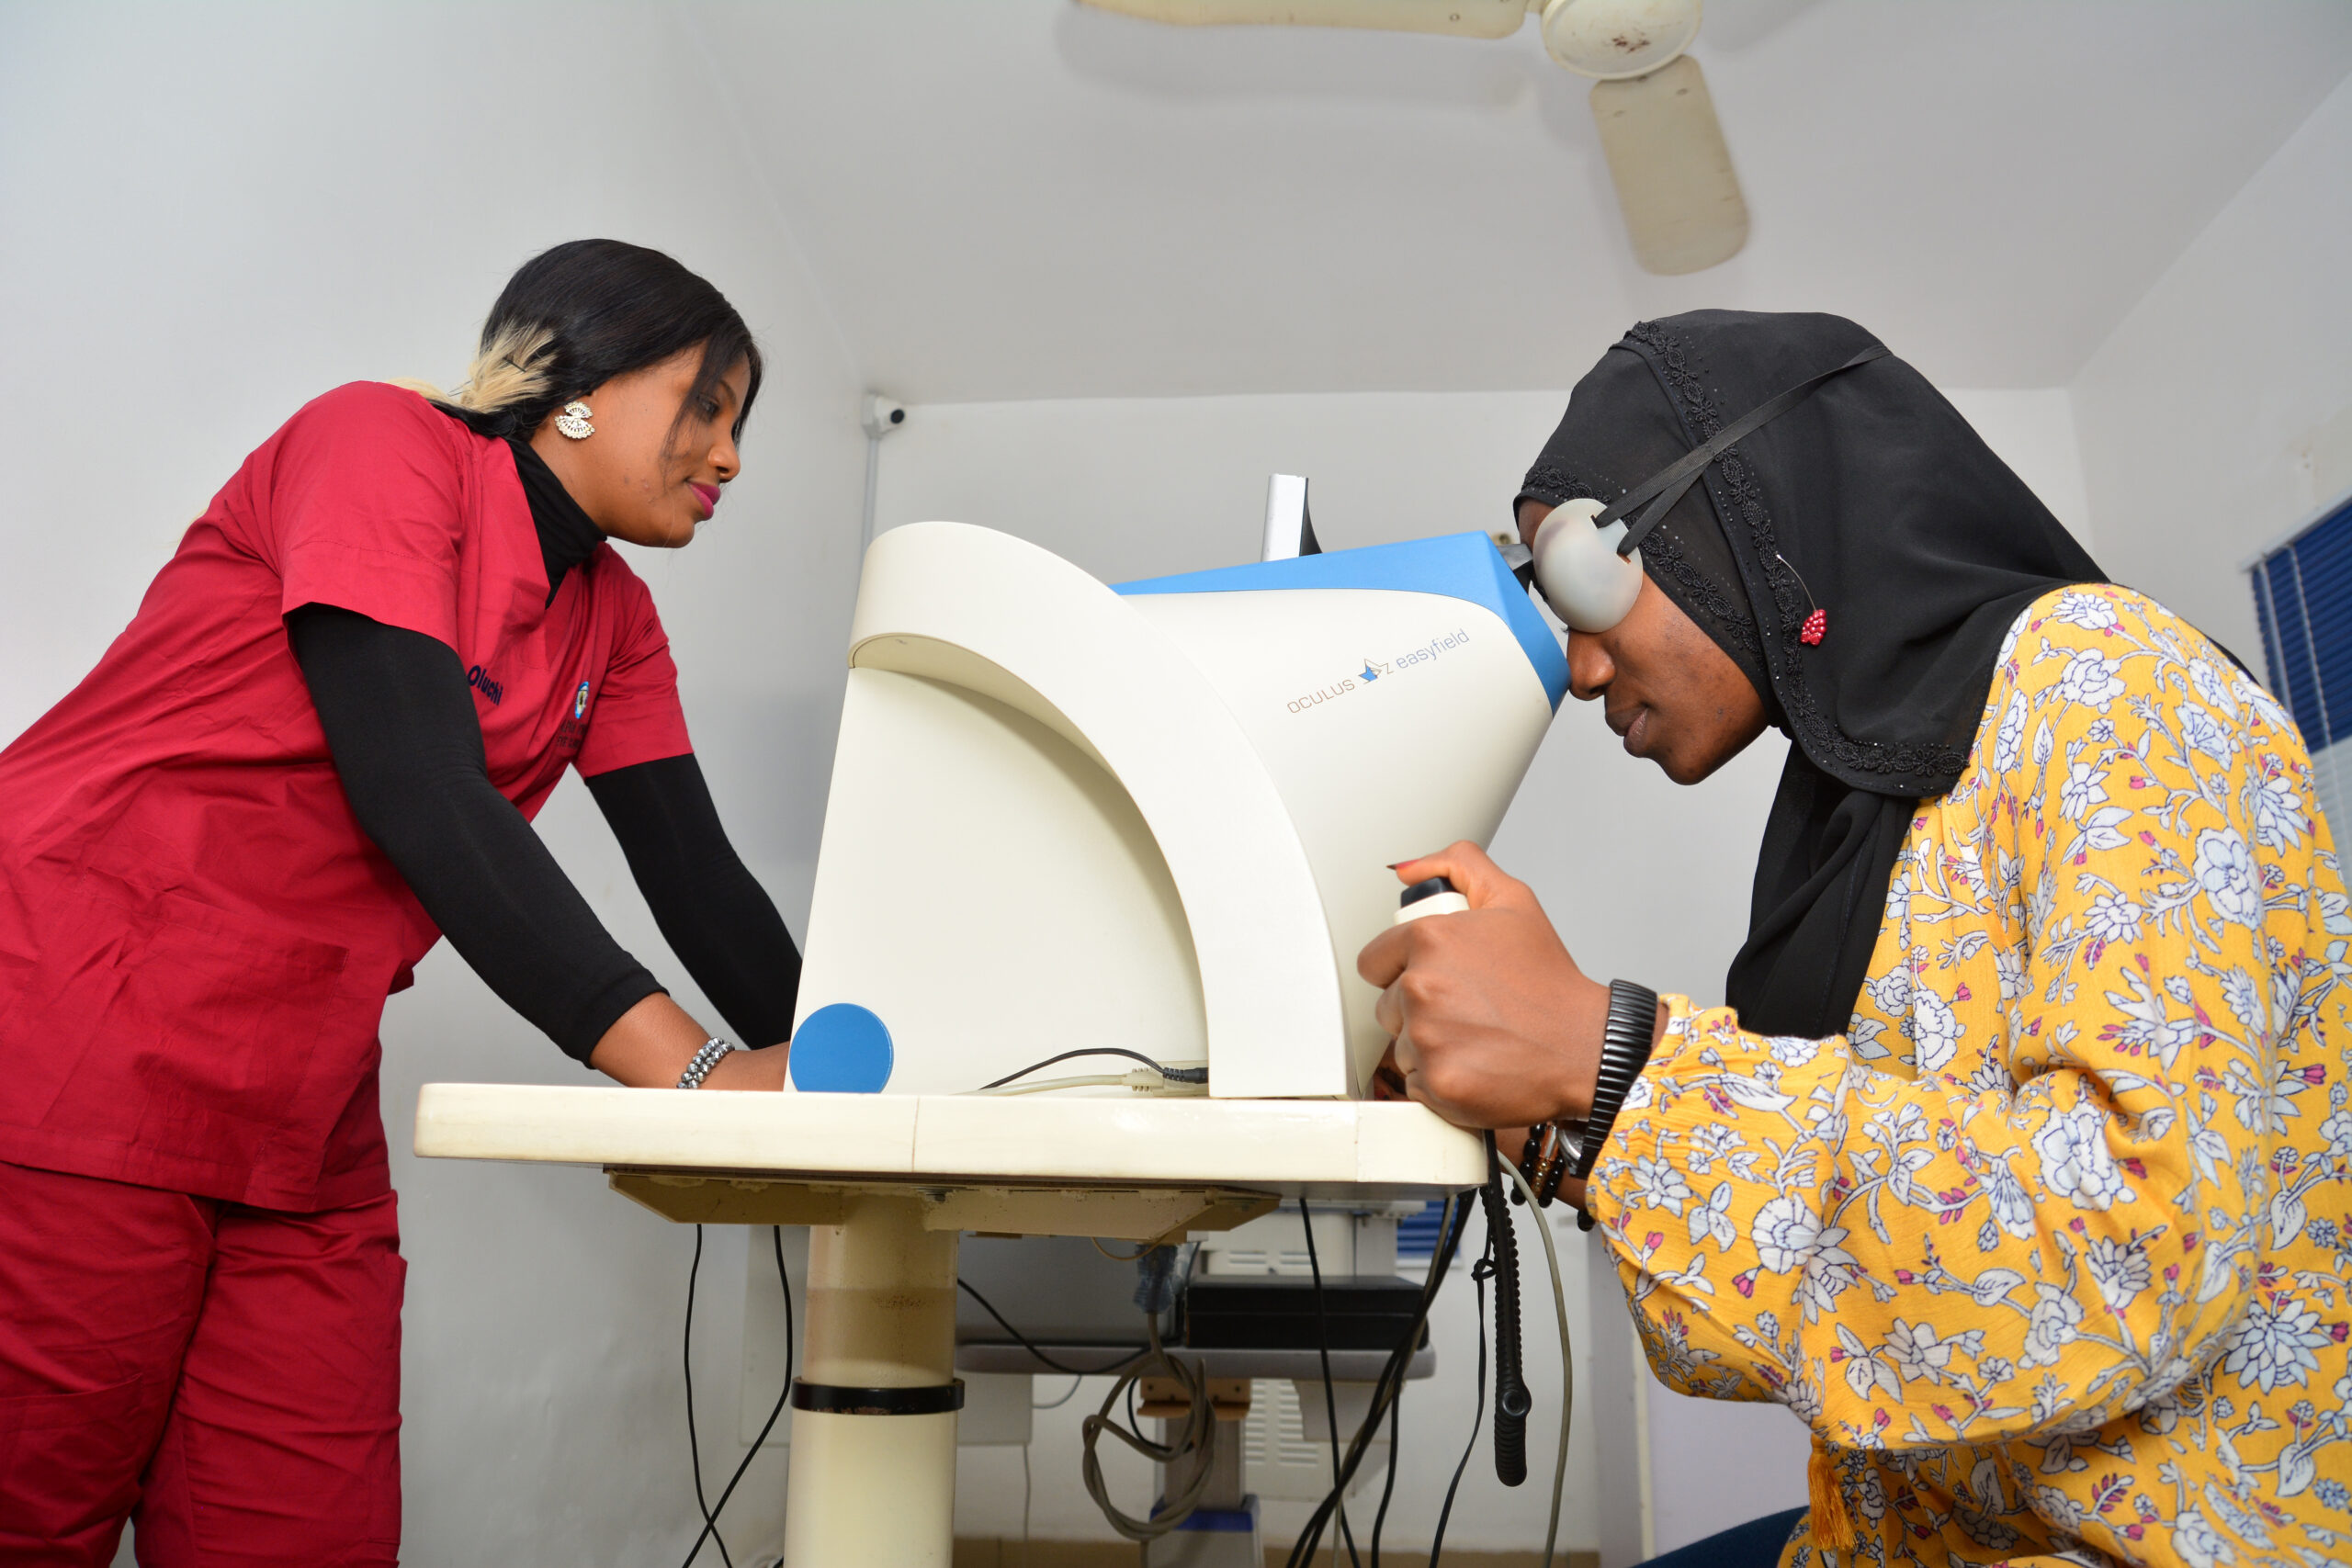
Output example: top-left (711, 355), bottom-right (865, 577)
top-left (1778, 552), bottom-right (1827, 646)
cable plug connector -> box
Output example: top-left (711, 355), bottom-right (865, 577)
top-left (1124, 1066), bottom-right (1209, 1097)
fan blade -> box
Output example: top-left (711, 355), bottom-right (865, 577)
top-left (1074, 0), bottom-right (1532, 39)
top-left (1589, 56), bottom-right (1748, 275)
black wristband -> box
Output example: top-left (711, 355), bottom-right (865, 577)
top-left (1574, 980), bottom-right (1660, 1228)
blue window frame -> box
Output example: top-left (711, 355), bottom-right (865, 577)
top-left (2249, 487), bottom-right (2352, 838)
top-left (1395, 1199), bottom-right (1448, 1261)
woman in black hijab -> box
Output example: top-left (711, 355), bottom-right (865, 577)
top-left (1359, 311), bottom-right (2348, 1568)
top-left (1526, 310), bottom-right (2100, 1039)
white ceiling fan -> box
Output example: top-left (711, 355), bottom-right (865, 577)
top-left (1074, 0), bottom-right (1747, 276)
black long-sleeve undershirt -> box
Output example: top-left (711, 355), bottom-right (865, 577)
top-left (287, 604), bottom-right (800, 1064)
top-left (583, 756), bottom-right (800, 1051)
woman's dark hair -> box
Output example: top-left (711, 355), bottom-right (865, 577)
top-left (417, 239), bottom-right (762, 443)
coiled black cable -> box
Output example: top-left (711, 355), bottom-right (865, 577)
top-left (1479, 1132), bottom-right (1532, 1488)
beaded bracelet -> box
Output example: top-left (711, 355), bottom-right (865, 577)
top-left (676, 1036), bottom-right (737, 1090)
top-left (1537, 1124), bottom-right (1580, 1206)
top-left (1510, 1124), bottom-right (1550, 1204)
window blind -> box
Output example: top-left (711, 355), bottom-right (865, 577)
top-left (2250, 492), bottom-right (2352, 840)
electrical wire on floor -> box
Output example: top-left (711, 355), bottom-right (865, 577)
top-left (679, 1226), bottom-right (796, 1568)
top-left (1283, 1192), bottom-right (1473, 1568)
top-left (1298, 1198), bottom-right (1363, 1568)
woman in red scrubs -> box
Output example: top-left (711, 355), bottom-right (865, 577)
top-left (0, 240), bottom-right (804, 1564)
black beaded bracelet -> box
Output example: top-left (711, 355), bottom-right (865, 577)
top-left (1536, 1123), bottom-right (1580, 1206)
top-left (1574, 979), bottom-right (1660, 1230)
top-left (1511, 1123), bottom-right (1549, 1205)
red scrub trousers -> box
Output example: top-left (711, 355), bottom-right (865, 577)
top-left (0, 1159), bottom-right (403, 1565)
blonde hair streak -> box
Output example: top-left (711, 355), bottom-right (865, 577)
top-left (390, 322), bottom-right (559, 416)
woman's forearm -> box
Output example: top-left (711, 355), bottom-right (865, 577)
top-left (584, 753), bottom-right (801, 1048)
top-left (289, 604), bottom-right (665, 1059)
top-left (586, 992), bottom-right (788, 1089)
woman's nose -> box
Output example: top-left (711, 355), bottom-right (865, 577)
top-left (1566, 630), bottom-right (1613, 703)
top-left (711, 433), bottom-right (740, 482)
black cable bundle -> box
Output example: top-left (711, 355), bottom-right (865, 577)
top-left (1478, 1133), bottom-right (1532, 1488)
top-left (679, 1226), bottom-right (796, 1568)
top-left (1282, 1191), bottom-right (1475, 1568)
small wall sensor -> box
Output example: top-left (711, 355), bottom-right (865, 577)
top-left (862, 394), bottom-right (908, 438)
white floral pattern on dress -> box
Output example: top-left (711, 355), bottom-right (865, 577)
top-left (1589, 587), bottom-right (2352, 1568)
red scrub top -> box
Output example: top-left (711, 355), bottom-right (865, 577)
top-left (0, 383), bottom-right (693, 1210)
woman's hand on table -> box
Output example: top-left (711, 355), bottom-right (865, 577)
top-left (1372, 1050), bottom-right (1592, 1209)
top-left (1355, 840), bottom-right (1607, 1133)
top-left (703, 1043), bottom-right (789, 1091)
top-left (588, 992), bottom-right (790, 1089)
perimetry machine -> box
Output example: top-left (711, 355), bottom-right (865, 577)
top-left (417, 481), bottom-right (1569, 1566)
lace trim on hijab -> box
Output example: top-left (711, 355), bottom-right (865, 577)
top-left (1625, 321), bottom-right (1970, 783)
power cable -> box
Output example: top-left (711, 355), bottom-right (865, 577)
top-left (977, 1049), bottom-right (1208, 1091)
top-left (679, 1226), bottom-right (795, 1568)
top-left (1284, 1193), bottom-right (1467, 1566)
top-left (1500, 1155), bottom-right (1573, 1568)
top-left (958, 1277), bottom-right (1148, 1378)
top-left (1428, 1217), bottom-right (1496, 1565)
top-left (1478, 1134), bottom-right (1532, 1488)
top-left (1299, 1198), bottom-right (1363, 1568)
top-left (681, 1226), bottom-right (733, 1568)
top-left (1369, 1380), bottom-right (1402, 1568)
top-left (1079, 1311), bottom-right (1216, 1540)
top-left (1033, 1373), bottom-right (1087, 1410)
top-left (1283, 1192), bottom-right (1472, 1568)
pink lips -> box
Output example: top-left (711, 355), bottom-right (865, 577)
top-left (689, 482), bottom-right (720, 519)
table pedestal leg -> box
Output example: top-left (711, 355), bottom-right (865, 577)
top-left (784, 1194), bottom-right (961, 1566)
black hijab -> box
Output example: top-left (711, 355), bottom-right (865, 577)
top-left (1521, 310), bottom-right (2104, 1039)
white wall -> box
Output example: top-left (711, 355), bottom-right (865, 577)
top-left (873, 380), bottom-right (2089, 1557)
top-left (0, 0), bottom-right (2143, 1557)
top-left (0, 6), bottom-right (865, 1563)
top-left (2073, 71), bottom-right (2352, 660)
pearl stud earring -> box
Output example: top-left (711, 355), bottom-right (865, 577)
top-left (554, 400), bottom-right (594, 440)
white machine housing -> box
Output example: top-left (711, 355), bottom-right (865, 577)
top-left (789, 522), bottom-right (1566, 1100)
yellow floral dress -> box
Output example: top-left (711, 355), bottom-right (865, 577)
top-left (1589, 586), bottom-right (2352, 1568)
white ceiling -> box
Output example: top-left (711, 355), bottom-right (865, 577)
top-left (688, 0), bottom-right (2352, 401)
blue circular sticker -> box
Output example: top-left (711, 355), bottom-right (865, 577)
top-left (788, 1003), bottom-right (894, 1094)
